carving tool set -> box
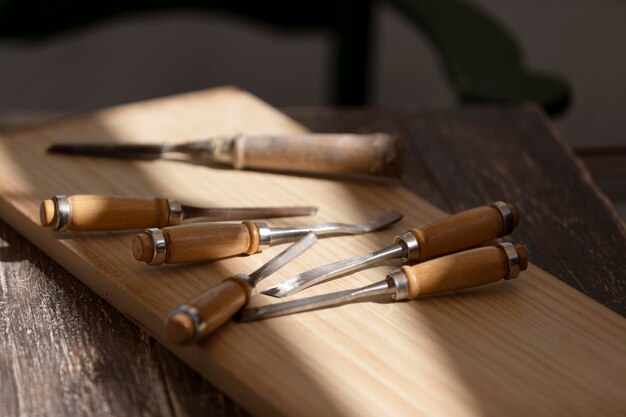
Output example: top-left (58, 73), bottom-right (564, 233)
top-left (40, 192), bottom-right (527, 345)
top-left (41, 122), bottom-right (527, 346)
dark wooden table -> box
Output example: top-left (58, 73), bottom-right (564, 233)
top-left (1, 105), bottom-right (624, 417)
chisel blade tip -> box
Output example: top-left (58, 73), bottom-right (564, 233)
top-left (261, 285), bottom-right (292, 298)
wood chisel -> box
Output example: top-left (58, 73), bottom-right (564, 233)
top-left (239, 243), bottom-right (528, 321)
top-left (132, 210), bottom-right (403, 265)
top-left (39, 194), bottom-right (317, 232)
top-left (263, 202), bottom-right (519, 297)
top-left (165, 233), bottom-right (317, 345)
top-left (47, 132), bottom-right (403, 178)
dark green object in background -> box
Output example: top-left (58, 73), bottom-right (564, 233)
top-left (0, 0), bottom-right (569, 115)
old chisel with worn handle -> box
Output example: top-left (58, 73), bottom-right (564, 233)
top-left (47, 132), bottom-right (403, 177)
top-left (239, 243), bottom-right (528, 321)
top-left (132, 210), bottom-right (403, 265)
top-left (165, 233), bottom-right (317, 345)
top-left (39, 194), bottom-right (317, 232)
top-left (263, 202), bottom-right (519, 297)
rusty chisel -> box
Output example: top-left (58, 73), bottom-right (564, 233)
top-left (263, 202), bottom-right (519, 298)
top-left (165, 233), bottom-right (317, 344)
top-left (132, 210), bottom-right (403, 265)
top-left (239, 243), bottom-right (528, 321)
top-left (47, 132), bottom-right (403, 178)
top-left (40, 194), bottom-right (317, 231)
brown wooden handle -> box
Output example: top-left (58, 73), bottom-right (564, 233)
top-left (40, 195), bottom-right (175, 231)
top-left (402, 244), bottom-right (528, 299)
top-left (132, 221), bottom-right (261, 264)
top-left (231, 133), bottom-right (402, 177)
top-left (409, 203), bottom-right (519, 262)
top-left (165, 277), bottom-right (253, 344)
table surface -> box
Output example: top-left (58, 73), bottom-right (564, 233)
top-left (1, 104), bottom-right (624, 417)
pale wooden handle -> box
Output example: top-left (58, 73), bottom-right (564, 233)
top-left (40, 195), bottom-right (172, 231)
top-left (132, 221), bottom-right (260, 264)
top-left (233, 133), bottom-right (402, 177)
top-left (165, 278), bottom-right (252, 344)
top-left (403, 244), bottom-right (528, 299)
top-left (410, 203), bottom-right (519, 262)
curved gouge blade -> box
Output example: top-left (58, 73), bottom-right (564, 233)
top-left (47, 143), bottom-right (166, 160)
top-left (263, 244), bottom-right (404, 298)
top-left (267, 209), bottom-right (403, 242)
top-left (250, 233), bottom-right (318, 284)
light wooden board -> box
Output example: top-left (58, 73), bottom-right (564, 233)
top-left (0, 87), bottom-right (624, 417)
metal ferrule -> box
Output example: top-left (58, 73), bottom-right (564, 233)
top-left (490, 201), bottom-right (515, 236)
top-left (394, 231), bottom-right (420, 261)
top-left (497, 242), bottom-right (521, 279)
top-left (255, 222), bottom-right (272, 251)
top-left (208, 135), bottom-right (236, 165)
top-left (52, 195), bottom-right (71, 231)
top-left (166, 198), bottom-right (183, 226)
top-left (146, 227), bottom-right (167, 266)
top-left (386, 269), bottom-right (410, 301)
top-left (166, 304), bottom-right (204, 342)
top-left (234, 273), bottom-right (258, 296)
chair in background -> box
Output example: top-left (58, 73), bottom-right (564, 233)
top-left (0, 0), bottom-right (570, 115)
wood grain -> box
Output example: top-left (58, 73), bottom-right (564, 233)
top-left (0, 219), bottom-right (247, 417)
top-left (400, 106), bottom-right (626, 315)
top-left (0, 88), bottom-right (625, 417)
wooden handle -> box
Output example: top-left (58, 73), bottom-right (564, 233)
top-left (409, 203), bottom-right (519, 262)
top-left (231, 133), bottom-right (402, 177)
top-left (165, 277), bottom-right (253, 344)
top-left (132, 221), bottom-right (260, 264)
top-left (40, 195), bottom-right (175, 231)
top-left (402, 244), bottom-right (528, 299)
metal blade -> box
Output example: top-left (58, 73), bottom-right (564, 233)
top-left (181, 205), bottom-right (318, 221)
top-left (263, 243), bottom-right (405, 297)
top-left (238, 279), bottom-right (394, 322)
top-left (267, 209), bottom-right (403, 243)
top-left (47, 143), bottom-right (167, 160)
top-left (249, 232), bottom-right (317, 284)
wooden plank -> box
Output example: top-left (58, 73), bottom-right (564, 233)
top-left (0, 219), bottom-right (245, 417)
top-left (0, 87), bottom-right (625, 417)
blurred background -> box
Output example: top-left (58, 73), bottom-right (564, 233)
top-left (0, 0), bottom-right (624, 213)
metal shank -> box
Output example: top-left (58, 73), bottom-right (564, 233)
top-left (262, 229), bottom-right (418, 298)
top-left (263, 243), bottom-right (405, 298)
top-left (239, 280), bottom-right (395, 322)
top-left (249, 232), bottom-right (318, 284)
top-left (265, 210), bottom-right (403, 244)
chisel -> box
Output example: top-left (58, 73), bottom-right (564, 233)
top-left (263, 202), bottom-right (518, 297)
top-left (238, 243), bottom-right (528, 321)
top-left (165, 233), bottom-right (317, 344)
top-left (39, 194), bottom-right (317, 231)
top-left (47, 132), bottom-right (403, 177)
top-left (132, 210), bottom-right (403, 265)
